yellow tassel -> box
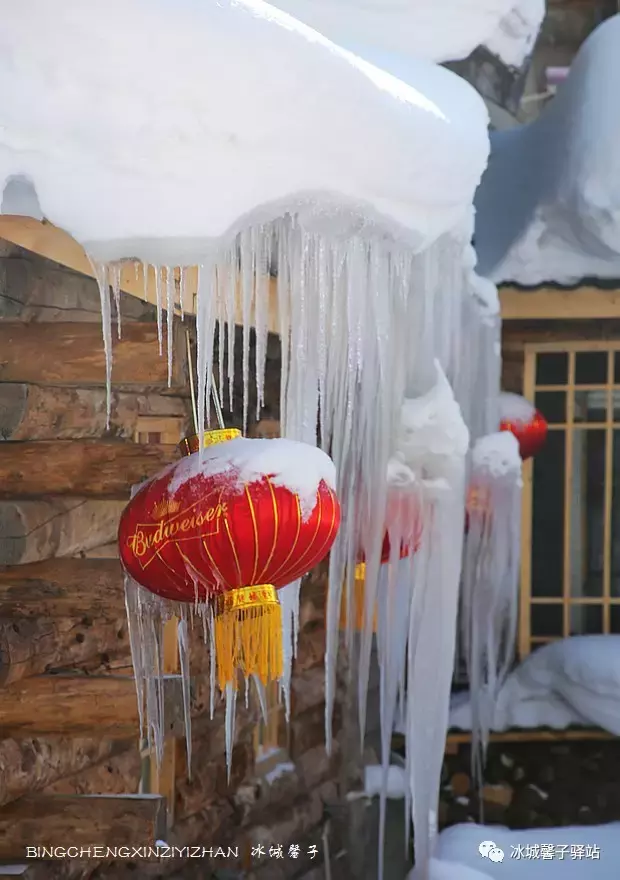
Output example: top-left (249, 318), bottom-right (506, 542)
top-left (339, 562), bottom-right (377, 632)
top-left (178, 428), bottom-right (242, 457)
top-left (212, 585), bottom-right (282, 692)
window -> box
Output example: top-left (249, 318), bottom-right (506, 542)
top-left (520, 343), bottom-right (620, 656)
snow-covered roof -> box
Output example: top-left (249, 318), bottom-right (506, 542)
top-left (0, 0), bottom-right (489, 265)
top-left (474, 14), bottom-right (620, 287)
top-left (270, 0), bottom-right (544, 68)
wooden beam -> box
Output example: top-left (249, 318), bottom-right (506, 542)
top-left (0, 441), bottom-right (177, 499)
top-left (0, 383), bottom-right (189, 442)
top-left (0, 616), bottom-right (128, 685)
top-left (0, 559), bottom-right (126, 619)
top-left (0, 675), bottom-right (186, 738)
top-left (0, 216), bottom-right (279, 331)
top-left (0, 500), bottom-right (126, 566)
top-left (0, 323), bottom-right (185, 386)
top-left (500, 285), bottom-right (620, 320)
top-left (0, 794), bottom-right (166, 858)
top-left (0, 737), bottom-right (133, 807)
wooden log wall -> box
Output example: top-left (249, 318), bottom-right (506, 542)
top-left (0, 247), bottom-right (191, 876)
top-left (0, 248), bottom-right (347, 880)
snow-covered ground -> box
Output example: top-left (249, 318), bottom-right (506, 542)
top-left (475, 14), bottom-right (620, 286)
top-left (408, 823), bottom-right (620, 878)
top-left (447, 636), bottom-right (620, 735)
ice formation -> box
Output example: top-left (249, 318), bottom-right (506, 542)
top-left (269, 0), bottom-right (544, 66)
top-left (450, 635), bottom-right (620, 735)
top-left (0, 2), bottom-right (504, 876)
top-left (409, 822), bottom-right (620, 879)
top-left (460, 432), bottom-right (522, 794)
top-left (475, 14), bottom-right (620, 286)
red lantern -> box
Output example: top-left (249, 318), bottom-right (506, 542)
top-left (498, 392), bottom-right (548, 461)
top-left (119, 428), bottom-right (340, 689)
top-left (340, 493), bottom-right (422, 631)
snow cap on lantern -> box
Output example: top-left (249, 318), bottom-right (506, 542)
top-left (498, 391), bottom-right (547, 460)
top-left (119, 430), bottom-right (340, 691)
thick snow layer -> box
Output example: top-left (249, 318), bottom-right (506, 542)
top-left (475, 15), bottom-right (620, 286)
top-left (498, 391), bottom-right (535, 423)
top-left (167, 437), bottom-right (336, 520)
top-left (364, 764), bottom-right (407, 799)
top-left (449, 635), bottom-right (620, 734)
top-left (270, 0), bottom-right (543, 66)
top-left (388, 361), bottom-right (470, 490)
top-left (409, 823), bottom-right (620, 879)
top-left (471, 431), bottom-right (521, 478)
top-left (0, 0), bottom-right (489, 263)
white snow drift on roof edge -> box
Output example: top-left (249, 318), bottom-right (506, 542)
top-left (0, 0), bottom-right (489, 264)
top-left (270, 0), bottom-right (544, 66)
top-left (475, 14), bottom-right (620, 286)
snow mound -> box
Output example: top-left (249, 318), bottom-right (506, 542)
top-left (475, 14), bottom-right (620, 286)
top-left (270, 0), bottom-right (543, 67)
top-left (449, 635), bottom-right (620, 735)
top-left (167, 437), bottom-right (336, 520)
top-left (363, 764), bottom-right (407, 799)
top-left (471, 431), bottom-right (521, 478)
top-left (409, 822), bottom-right (620, 878)
top-left (0, 0), bottom-right (489, 264)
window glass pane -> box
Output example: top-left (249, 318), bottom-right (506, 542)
top-left (570, 429), bottom-right (605, 598)
top-left (531, 604), bottom-right (563, 638)
top-left (611, 430), bottom-right (620, 597)
top-left (531, 431), bottom-right (565, 597)
top-left (575, 351), bottom-right (608, 385)
top-left (612, 391), bottom-right (620, 423)
top-left (614, 352), bottom-right (620, 385)
top-left (569, 604), bottom-right (603, 635)
top-left (536, 352), bottom-right (568, 385)
top-left (574, 390), bottom-right (607, 424)
top-left (611, 606), bottom-right (620, 634)
top-left (535, 391), bottom-right (565, 424)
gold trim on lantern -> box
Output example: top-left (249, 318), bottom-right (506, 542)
top-left (178, 428), bottom-right (242, 456)
top-left (213, 584), bottom-right (278, 614)
top-left (212, 584), bottom-right (282, 691)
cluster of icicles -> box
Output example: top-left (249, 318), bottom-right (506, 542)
top-left (95, 212), bottom-right (519, 880)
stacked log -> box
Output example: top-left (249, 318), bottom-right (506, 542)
top-left (0, 247), bottom-right (348, 880)
top-left (0, 249), bottom-right (190, 875)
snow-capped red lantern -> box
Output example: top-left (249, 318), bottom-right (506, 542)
top-left (119, 429), bottom-right (340, 690)
top-left (498, 392), bottom-right (548, 461)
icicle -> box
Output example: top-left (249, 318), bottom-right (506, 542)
top-left (92, 261), bottom-right (113, 428)
top-left (407, 469), bottom-right (467, 878)
top-left (277, 579), bottom-right (301, 722)
top-left (155, 266), bottom-right (163, 356)
top-left (177, 615), bottom-right (192, 778)
top-left (165, 266), bottom-right (174, 387)
top-left (461, 432), bottom-right (522, 793)
top-left (142, 262), bottom-right (150, 302)
top-left (239, 229), bottom-right (254, 432)
top-left (208, 603), bottom-right (216, 719)
top-left (224, 681), bottom-right (237, 781)
top-left (253, 226), bottom-right (271, 418)
top-left (110, 263), bottom-right (122, 339)
top-left (253, 674), bottom-right (269, 725)
top-left (195, 260), bottom-right (217, 452)
top-left (179, 266), bottom-right (187, 321)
